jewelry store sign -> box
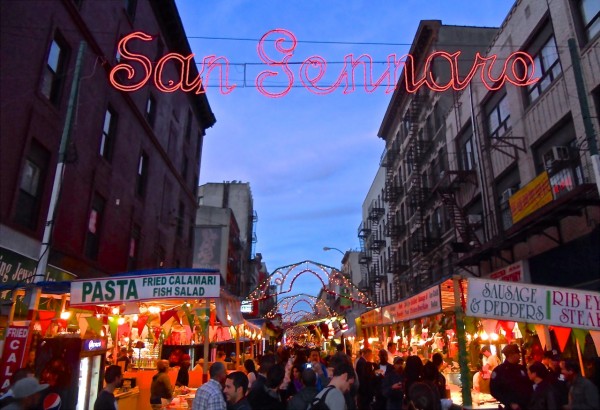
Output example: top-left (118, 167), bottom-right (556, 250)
top-left (467, 278), bottom-right (600, 331)
top-left (70, 271), bottom-right (220, 306)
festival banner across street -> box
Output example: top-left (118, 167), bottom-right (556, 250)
top-left (467, 277), bottom-right (600, 331)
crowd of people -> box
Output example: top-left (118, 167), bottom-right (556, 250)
top-left (1, 342), bottom-right (599, 410)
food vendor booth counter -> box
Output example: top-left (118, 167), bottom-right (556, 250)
top-left (66, 268), bottom-right (265, 410)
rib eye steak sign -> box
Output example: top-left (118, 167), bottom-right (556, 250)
top-left (70, 271), bottom-right (220, 306)
top-left (467, 278), bottom-right (600, 331)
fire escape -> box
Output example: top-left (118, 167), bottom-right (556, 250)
top-left (381, 135), bottom-right (408, 299)
top-left (404, 93), bottom-right (435, 290)
top-left (367, 197), bottom-right (386, 304)
top-left (357, 221), bottom-right (372, 295)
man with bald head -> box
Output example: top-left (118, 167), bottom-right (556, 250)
top-left (192, 362), bottom-right (227, 410)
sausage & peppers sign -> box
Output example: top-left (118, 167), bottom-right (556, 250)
top-left (467, 278), bottom-right (600, 331)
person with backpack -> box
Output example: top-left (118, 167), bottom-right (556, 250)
top-left (309, 362), bottom-right (356, 410)
top-left (287, 368), bottom-right (319, 410)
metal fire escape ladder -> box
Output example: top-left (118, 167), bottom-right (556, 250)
top-left (438, 189), bottom-right (481, 247)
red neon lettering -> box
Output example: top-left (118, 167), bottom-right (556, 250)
top-left (109, 32), bottom-right (153, 91)
top-left (299, 54), bottom-right (402, 95)
top-left (109, 32), bottom-right (235, 95)
top-left (256, 28), bottom-right (296, 98)
top-left (198, 56), bottom-right (236, 95)
top-left (109, 29), bottom-right (539, 97)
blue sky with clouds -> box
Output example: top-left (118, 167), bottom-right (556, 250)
top-left (175, 0), bottom-right (514, 297)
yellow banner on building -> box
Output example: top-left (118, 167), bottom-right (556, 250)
top-left (509, 172), bottom-right (553, 223)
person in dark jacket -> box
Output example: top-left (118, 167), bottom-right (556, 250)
top-left (490, 344), bottom-right (532, 410)
top-left (430, 353), bottom-right (447, 399)
top-left (403, 355), bottom-right (424, 403)
top-left (527, 361), bottom-right (559, 410)
top-left (247, 364), bottom-right (286, 410)
top-left (224, 371), bottom-right (252, 410)
top-left (287, 368), bottom-right (318, 410)
top-left (543, 352), bottom-right (568, 407)
top-left (176, 354), bottom-right (191, 387)
top-left (383, 356), bottom-right (405, 410)
top-left (356, 348), bottom-right (375, 410)
top-left (560, 359), bottom-right (600, 410)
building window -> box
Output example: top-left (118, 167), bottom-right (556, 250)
top-left (575, 0), bottom-right (600, 43)
top-left (124, 0), bottom-right (137, 20)
top-left (176, 201), bottom-right (184, 237)
top-left (182, 155), bottom-right (188, 182)
top-left (486, 92), bottom-right (511, 139)
top-left (127, 224), bottom-right (140, 271)
top-left (99, 107), bottom-right (117, 161)
top-left (459, 134), bottom-right (475, 171)
top-left (85, 193), bottom-right (105, 260)
top-left (525, 24), bottom-right (562, 104)
top-left (14, 140), bottom-right (49, 230)
top-left (136, 152), bottom-right (148, 197)
top-left (41, 35), bottom-right (68, 105)
top-left (185, 109), bottom-right (192, 141)
top-left (146, 95), bottom-right (156, 127)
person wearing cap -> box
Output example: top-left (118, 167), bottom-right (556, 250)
top-left (543, 351), bottom-right (568, 407)
top-left (2, 377), bottom-right (48, 410)
top-left (490, 344), bottom-right (532, 410)
top-left (176, 354), bottom-right (192, 387)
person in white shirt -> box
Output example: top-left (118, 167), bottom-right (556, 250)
top-left (386, 342), bottom-right (399, 361)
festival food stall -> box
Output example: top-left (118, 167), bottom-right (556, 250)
top-left (0, 268), bottom-right (264, 410)
top-left (359, 273), bottom-right (600, 409)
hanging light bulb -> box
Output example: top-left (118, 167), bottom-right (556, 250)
top-left (60, 311), bottom-right (71, 320)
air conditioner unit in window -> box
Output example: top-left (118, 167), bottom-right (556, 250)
top-left (501, 188), bottom-right (517, 203)
top-left (466, 214), bottom-right (482, 225)
top-left (543, 146), bottom-right (570, 167)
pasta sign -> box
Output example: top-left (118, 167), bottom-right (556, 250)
top-left (109, 29), bottom-right (538, 97)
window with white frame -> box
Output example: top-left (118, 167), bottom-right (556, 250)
top-left (486, 92), bottom-right (511, 139)
top-left (41, 34), bottom-right (68, 105)
top-left (525, 23), bottom-right (562, 104)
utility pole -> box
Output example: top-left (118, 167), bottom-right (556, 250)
top-left (568, 38), bottom-right (600, 197)
top-left (22, 42), bottom-right (87, 361)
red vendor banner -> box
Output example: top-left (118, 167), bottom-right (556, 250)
top-left (0, 324), bottom-right (30, 393)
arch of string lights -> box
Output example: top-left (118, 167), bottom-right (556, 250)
top-left (265, 293), bottom-right (334, 319)
top-left (246, 260), bottom-right (377, 308)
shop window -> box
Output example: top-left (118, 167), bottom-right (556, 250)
top-left (525, 23), bottom-right (562, 105)
top-left (85, 193), bottom-right (105, 260)
top-left (136, 151), bottom-right (148, 197)
top-left (485, 91), bottom-right (511, 139)
top-left (99, 107), bottom-right (117, 161)
top-left (14, 140), bottom-right (49, 230)
top-left (41, 34), bottom-right (69, 106)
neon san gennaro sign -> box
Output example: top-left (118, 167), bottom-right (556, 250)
top-left (109, 28), bottom-right (538, 98)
